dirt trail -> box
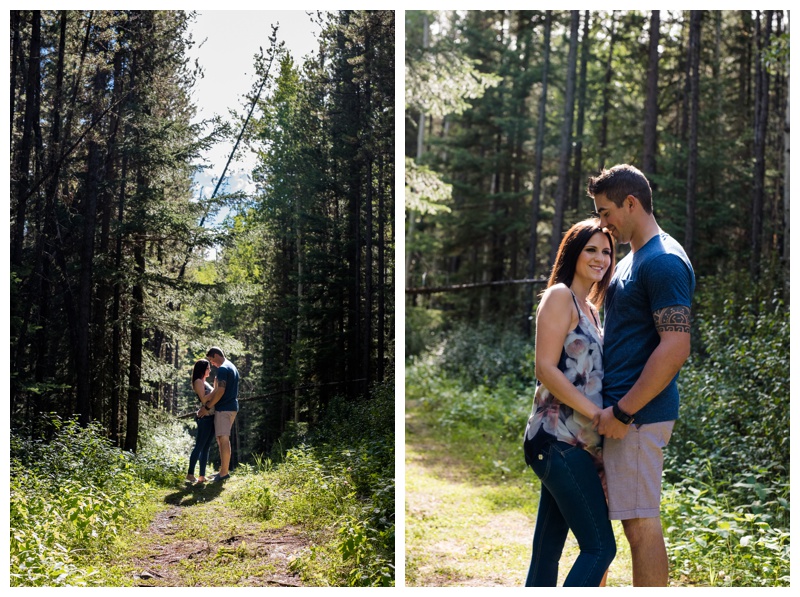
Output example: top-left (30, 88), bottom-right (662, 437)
top-left (124, 479), bottom-right (310, 587)
top-left (405, 398), bottom-right (631, 587)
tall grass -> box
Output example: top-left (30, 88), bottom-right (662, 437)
top-left (233, 379), bottom-right (395, 587)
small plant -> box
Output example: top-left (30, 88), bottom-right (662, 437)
top-left (10, 417), bottom-right (155, 586)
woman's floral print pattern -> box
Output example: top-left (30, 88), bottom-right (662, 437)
top-left (525, 301), bottom-right (604, 466)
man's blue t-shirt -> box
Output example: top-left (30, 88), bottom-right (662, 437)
top-left (215, 359), bottom-right (239, 412)
top-left (602, 232), bottom-right (695, 424)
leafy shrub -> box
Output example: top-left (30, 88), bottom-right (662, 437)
top-left (136, 404), bottom-right (195, 484)
top-left (406, 306), bottom-right (445, 357)
top-left (10, 417), bottom-right (152, 586)
top-left (427, 321), bottom-right (535, 388)
top-left (408, 355), bottom-right (530, 437)
top-left (662, 268), bottom-right (789, 587)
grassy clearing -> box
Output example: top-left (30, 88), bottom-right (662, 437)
top-left (92, 477), bottom-right (309, 587)
top-left (405, 394), bottom-right (632, 587)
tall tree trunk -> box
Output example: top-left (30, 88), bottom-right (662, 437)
top-left (12, 10), bottom-right (41, 269)
top-left (406, 13), bottom-right (429, 292)
top-left (570, 11), bottom-right (591, 212)
top-left (377, 152), bottom-right (386, 382)
top-left (295, 178), bottom-right (304, 423)
top-left (549, 11), bottom-right (580, 266)
top-left (685, 11), bottom-right (702, 262)
top-left (10, 10), bottom-right (23, 139)
top-left (642, 10), bottom-right (660, 177)
top-left (34, 12), bottom-right (68, 389)
top-left (76, 54), bottom-right (112, 425)
top-left (783, 70), bottom-right (790, 298)
top-left (125, 239), bottom-right (145, 452)
top-left (525, 10), bottom-right (551, 337)
top-left (598, 13), bottom-right (617, 170)
top-left (750, 10), bottom-right (772, 279)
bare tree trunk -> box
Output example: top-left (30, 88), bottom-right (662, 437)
top-left (598, 12), bottom-right (617, 171)
top-left (750, 10), bottom-right (772, 279)
top-left (125, 239), bottom-right (145, 452)
top-left (12, 10), bottom-right (40, 269)
top-left (642, 10), bottom-right (660, 177)
top-left (570, 11), bottom-right (591, 212)
top-left (685, 11), bottom-right (702, 262)
top-left (783, 70), bottom-right (790, 298)
top-left (549, 11), bottom-right (580, 265)
top-left (525, 10), bottom-right (552, 337)
top-left (377, 152), bottom-right (386, 382)
top-left (406, 14), bottom-right (429, 291)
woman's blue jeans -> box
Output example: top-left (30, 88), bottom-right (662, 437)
top-left (524, 437), bottom-right (616, 586)
top-left (188, 415), bottom-right (216, 477)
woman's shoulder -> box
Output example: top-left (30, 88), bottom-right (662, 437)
top-left (541, 284), bottom-right (575, 306)
top-left (538, 284), bottom-right (578, 320)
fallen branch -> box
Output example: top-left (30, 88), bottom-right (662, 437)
top-left (406, 277), bottom-right (547, 295)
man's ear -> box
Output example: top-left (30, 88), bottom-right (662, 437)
top-left (626, 194), bottom-right (637, 210)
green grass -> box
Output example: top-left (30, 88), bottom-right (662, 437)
top-left (10, 391), bottom-right (395, 588)
top-left (405, 375), bottom-right (633, 587)
top-left (405, 271), bottom-right (790, 587)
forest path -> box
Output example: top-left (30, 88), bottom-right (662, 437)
top-left (405, 397), bottom-right (632, 587)
top-left (118, 477), bottom-right (309, 587)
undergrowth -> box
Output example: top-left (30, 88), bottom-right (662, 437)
top-left (233, 379), bottom-right (395, 587)
top-left (10, 381), bottom-right (395, 588)
top-left (405, 268), bottom-right (789, 587)
top-left (9, 409), bottom-right (179, 587)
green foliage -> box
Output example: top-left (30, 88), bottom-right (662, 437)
top-left (406, 306), bottom-right (445, 357)
top-left (406, 157), bottom-right (453, 213)
top-left (9, 418), bottom-right (155, 586)
top-left (135, 404), bottom-right (195, 485)
top-left (661, 268), bottom-right (789, 586)
top-left (407, 354), bottom-right (529, 482)
top-left (232, 381), bottom-right (394, 586)
top-left (405, 11), bottom-right (501, 119)
top-left (425, 321), bottom-right (535, 389)
top-left (408, 267), bottom-right (789, 585)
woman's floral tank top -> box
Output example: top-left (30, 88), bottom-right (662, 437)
top-left (524, 292), bottom-right (604, 465)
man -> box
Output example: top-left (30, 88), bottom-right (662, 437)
top-left (197, 346), bottom-right (239, 482)
top-left (587, 164), bottom-right (695, 586)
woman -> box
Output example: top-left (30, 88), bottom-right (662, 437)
top-left (523, 218), bottom-right (616, 586)
top-left (187, 359), bottom-right (216, 483)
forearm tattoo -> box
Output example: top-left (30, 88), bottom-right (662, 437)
top-left (653, 305), bottom-right (691, 333)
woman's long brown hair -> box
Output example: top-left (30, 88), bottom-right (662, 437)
top-left (546, 218), bottom-right (615, 308)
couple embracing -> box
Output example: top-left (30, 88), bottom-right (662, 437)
top-left (187, 347), bottom-right (239, 484)
top-left (523, 164), bottom-right (696, 587)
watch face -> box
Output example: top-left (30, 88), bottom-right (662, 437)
top-left (614, 404), bottom-right (633, 424)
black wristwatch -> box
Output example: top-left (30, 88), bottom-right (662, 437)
top-left (612, 403), bottom-right (635, 425)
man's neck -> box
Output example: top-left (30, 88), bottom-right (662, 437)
top-left (630, 216), bottom-right (660, 253)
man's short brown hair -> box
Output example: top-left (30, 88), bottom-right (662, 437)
top-left (206, 346), bottom-right (225, 359)
top-left (587, 164), bottom-right (653, 214)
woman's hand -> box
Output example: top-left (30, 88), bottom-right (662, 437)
top-left (592, 409), bottom-right (603, 432)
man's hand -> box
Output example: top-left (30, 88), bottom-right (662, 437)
top-left (197, 406), bottom-right (207, 418)
top-left (595, 406), bottom-right (631, 439)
